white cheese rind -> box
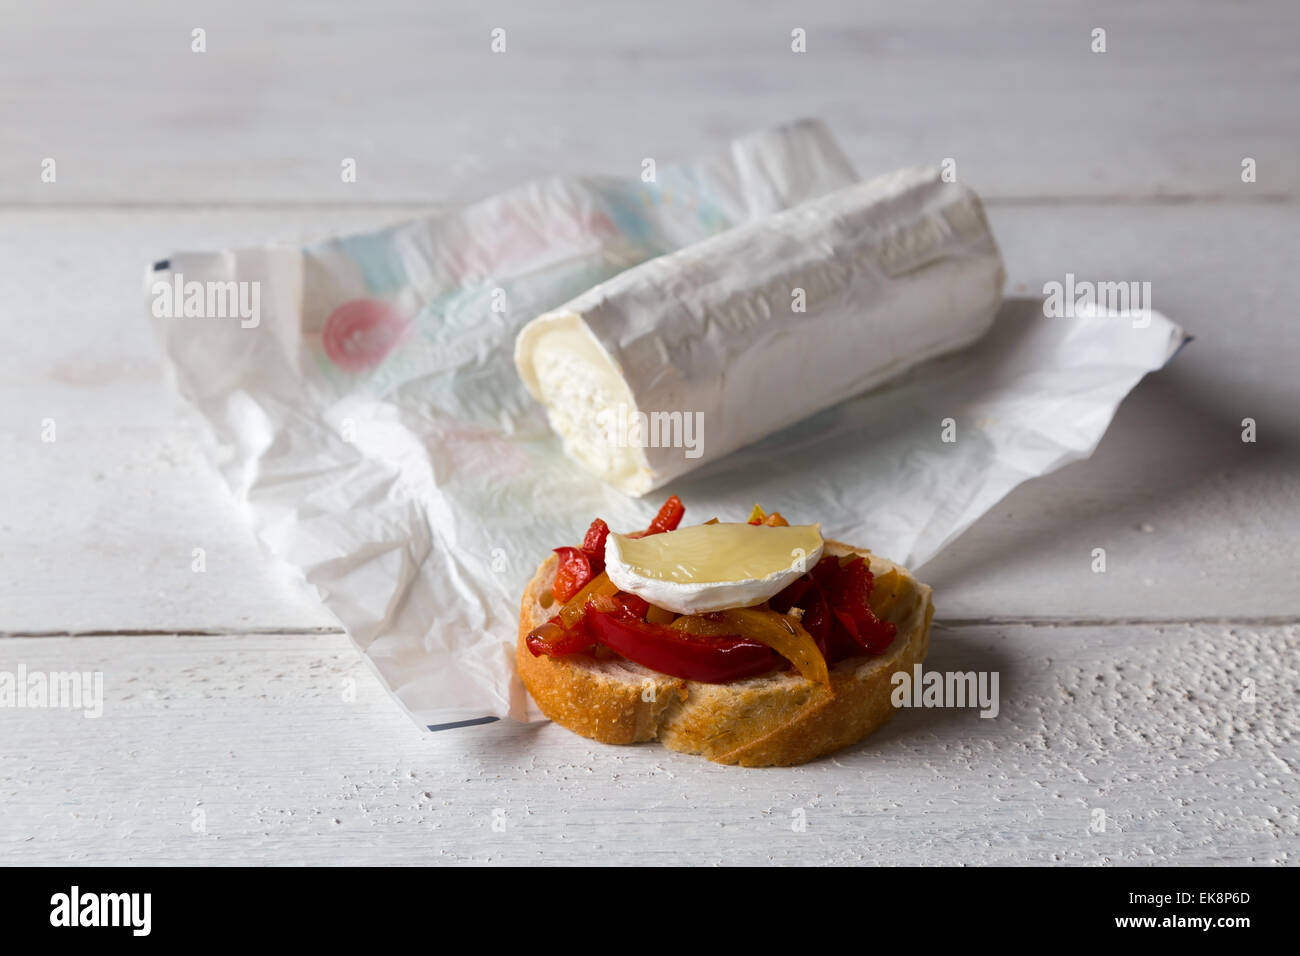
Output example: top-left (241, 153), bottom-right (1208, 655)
top-left (604, 527), bottom-right (826, 615)
top-left (516, 166), bottom-right (1006, 496)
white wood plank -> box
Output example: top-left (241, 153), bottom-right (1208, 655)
top-left (927, 201), bottom-right (1300, 619)
top-left (1, 624), bottom-right (1294, 864)
top-left (2, 203), bottom-right (1296, 631)
top-left (0, 209), bottom-right (404, 633)
top-left (2, 0), bottom-right (1297, 203)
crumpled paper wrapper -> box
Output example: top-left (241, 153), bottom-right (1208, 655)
top-left (146, 120), bottom-right (1187, 728)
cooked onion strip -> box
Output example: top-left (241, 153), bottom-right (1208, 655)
top-left (671, 607), bottom-right (830, 685)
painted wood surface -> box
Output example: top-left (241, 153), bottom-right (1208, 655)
top-left (2, 624), bottom-right (1294, 865)
top-left (3, 1), bottom-right (1297, 204)
top-left (1, 0), bottom-right (1296, 865)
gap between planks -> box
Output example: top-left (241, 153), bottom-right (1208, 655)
top-left (2, 615), bottom-right (1295, 639)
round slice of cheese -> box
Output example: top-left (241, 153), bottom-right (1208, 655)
top-left (604, 522), bottom-right (824, 615)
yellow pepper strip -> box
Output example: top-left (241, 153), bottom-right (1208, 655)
top-left (868, 568), bottom-right (903, 619)
top-left (747, 503), bottom-right (766, 524)
top-left (671, 607), bottom-right (830, 685)
top-left (556, 572), bottom-right (617, 629)
top-left (645, 604), bottom-right (676, 626)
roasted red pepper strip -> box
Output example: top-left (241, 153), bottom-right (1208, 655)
top-left (581, 518), bottom-right (610, 572)
top-left (614, 592), bottom-right (650, 622)
top-left (552, 518), bottom-right (612, 603)
top-left (769, 574), bottom-right (813, 613)
top-left (800, 590), bottom-right (833, 660)
top-left (551, 546), bottom-right (593, 604)
top-left (626, 494), bottom-right (686, 539)
top-left (583, 609), bottom-right (778, 683)
top-left (525, 615), bottom-right (593, 657)
top-left (828, 556), bottom-right (896, 654)
top-left (770, 554), bottom-right (897, 663)
top-left (830, 556), bottom-right (874, 612)
top-left (645, 494), bottom-right (684, 535)
top-left (588, 591), bottom-right (651, 624)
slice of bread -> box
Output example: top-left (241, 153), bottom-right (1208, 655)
top-left (516, 539), bottom-right (934, 767)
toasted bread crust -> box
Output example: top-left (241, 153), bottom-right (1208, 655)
top-left (517, 539), bottom-right (933, 767)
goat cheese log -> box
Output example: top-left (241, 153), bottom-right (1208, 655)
top-left (515, 166), bottom-right (1005, 496)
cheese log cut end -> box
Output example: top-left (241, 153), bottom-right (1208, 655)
top-left (516, 311), bottom-right (655, 495)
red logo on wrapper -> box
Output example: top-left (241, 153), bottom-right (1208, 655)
top-left (321, 299), bottom-right (411, 372)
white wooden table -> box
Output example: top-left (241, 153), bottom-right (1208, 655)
top-left (2, 0), bottom-right (1297, 865)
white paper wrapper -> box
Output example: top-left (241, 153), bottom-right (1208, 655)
top-left (146, 120), bottom-right (1187, 728)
